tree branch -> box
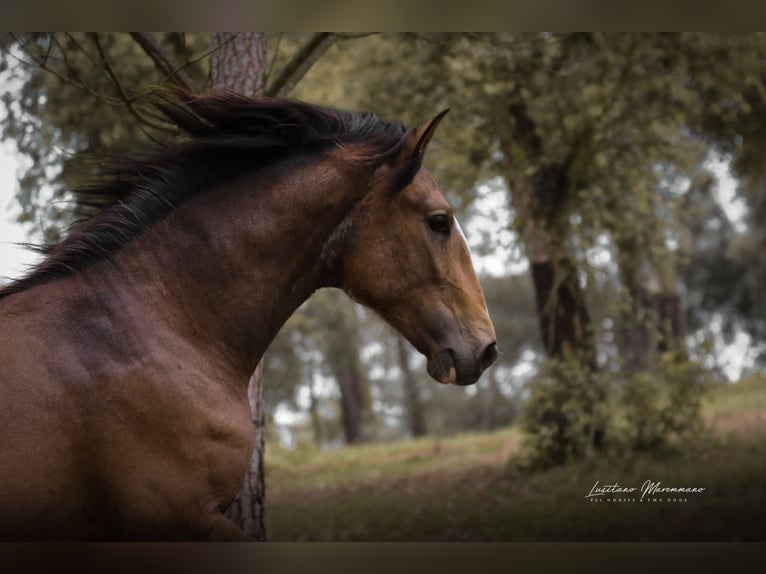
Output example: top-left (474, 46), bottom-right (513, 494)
top-left (169, 33), bottom-right (239, 79)
top-left (6, 33), bottom-right (122, 106)
top-left (89, 33), bottom-right (176, 141)
top-left (263, 33), bottom-right (283, 89)
top-left (129, 32), bottom-right (194, 91)
top-left (39, 33), bottom-right (54, 67)
top-left (62, 33), bottom-right (105, 76)
top-left (265, 33), bottom-right (338, 98)
top-left (335, 32), bottom-right (379, 40)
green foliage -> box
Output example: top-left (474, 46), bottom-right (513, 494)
top-left (612, 353), bottom-right (707, 452)
top-left (518, 359), bottom-right (609, 470)
top-left (519, 353), bottom-right (709, 471)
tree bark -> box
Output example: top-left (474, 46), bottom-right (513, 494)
top-left (396, 335), bottom-right (426, 438)
top-left (210, 33), bottom-right (266, 96)
top-left (223, 362), bottom-right (266, 539)
top-left (209, 31), bottom-right (268, 541)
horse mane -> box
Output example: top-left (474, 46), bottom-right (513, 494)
top-left (0, 90), bottom-right (408, 300)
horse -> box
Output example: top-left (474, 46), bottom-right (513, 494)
top-left (0, 90), bottom-right (497, 540)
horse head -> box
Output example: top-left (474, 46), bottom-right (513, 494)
top-left (338, 111), bottom-right (498, 386)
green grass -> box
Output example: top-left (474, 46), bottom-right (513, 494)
top-left (264, 376), bottom-right (766, 541)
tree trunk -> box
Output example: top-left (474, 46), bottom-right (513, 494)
top-left (307, 363), bottom-right (324, 448)
top-left (336, 367), bottom-right (368, 444)
top-left (210, 32), bottom-right (267, 541)
top-left (480, 363), bottom-right (499, 431)
top-left (322, 299), bottom-right (371, 445)
top-left (396, 335), bottom-right (426, 438)
top-left (210, 33), bottom-right (266, 95)
top-left (656, 291), bottom-right (687, 354)
top-left (497, 106), bottom-right (596, 369)
top-left (223, 362), bottom-right (266, 538)
top-left (617, 239), bottom-right (687, 374)
top-left (497, 103), bottom-right (605, 454)
top-left (621, 283), bottom-right (655, 375)
top-left (530, 256), bottom-right (597, 369)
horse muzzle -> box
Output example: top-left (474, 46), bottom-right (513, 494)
top-left (427, 339), bottom-right (498, 386)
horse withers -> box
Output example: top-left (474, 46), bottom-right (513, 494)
top-left (0, 91), bottom-right (496, 540)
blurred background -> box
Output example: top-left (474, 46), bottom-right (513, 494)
top-left (1, 33), bottom-right (765, 540)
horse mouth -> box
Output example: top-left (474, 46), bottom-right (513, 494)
top-left (427, 348), bottom-right (459, 385)
top-left (426, 342), bottom-right (497, 386)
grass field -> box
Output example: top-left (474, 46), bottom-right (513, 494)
top-left (264, 375), bottom-right (766, 541)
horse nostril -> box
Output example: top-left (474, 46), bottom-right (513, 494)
top-left (479, 341), bottom-right (498, 372)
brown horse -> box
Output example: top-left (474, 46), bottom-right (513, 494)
top-left (0, 91), bottom-right (497, 540)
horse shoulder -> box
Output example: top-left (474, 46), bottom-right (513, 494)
top-left (0, 287), bottom-right (254, 539)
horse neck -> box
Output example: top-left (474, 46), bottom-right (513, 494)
top-left (86, 154), bottom-right (363, 379)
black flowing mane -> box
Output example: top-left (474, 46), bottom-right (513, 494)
top-left (0, 90), bottom-right (407, 300)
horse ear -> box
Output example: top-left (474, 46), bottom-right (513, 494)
top-left (402, 108), bottom-right (450, 160)
top-left (383, 109), bottom-right (449, 193)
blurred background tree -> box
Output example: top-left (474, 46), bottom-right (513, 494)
top-left (2, 33), bottom-right (765, 493)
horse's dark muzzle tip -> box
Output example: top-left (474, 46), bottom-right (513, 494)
top-left (479, 341), bottom-right (498, 373)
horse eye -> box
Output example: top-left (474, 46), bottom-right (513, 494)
top-left (426, 214), bottom-right (451, 236)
